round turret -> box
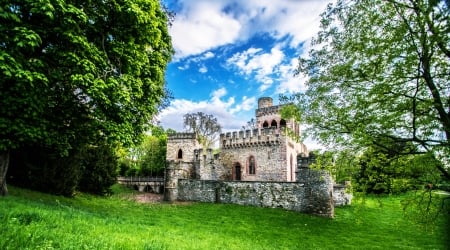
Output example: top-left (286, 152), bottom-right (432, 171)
top-left (258, 97), bottom-right (273, 109)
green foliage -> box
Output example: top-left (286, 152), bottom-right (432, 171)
top-left (0, 186), bottom-right (448, 249)
top-left (401, 190), bottom-right (450, 230)
top-left (138, 136), bottom-right (167, 176)
top-left (77, 144), bottom-right (119, 195)
top-left (183, 112), bottom-right (222, 149)
top-left (119, 125), bottom-right (169, 177)
top-left (8, 146), bottom-right (81, 196)
top-left (283, 0), bottom-right (450, 179)
top-left (354, 148), bottom-right (443, 194)
top-left (309, 149), bottom-right (356, 183)
top-left (0, 0), bottom-right (173, 194)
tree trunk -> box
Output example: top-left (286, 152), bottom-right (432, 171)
top-left (0, 150), bottom-right (10, 196)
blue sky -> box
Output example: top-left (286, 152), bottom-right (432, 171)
top-left (158, 0), bottom-right (334, 145)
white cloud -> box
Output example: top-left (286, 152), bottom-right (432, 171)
top-left (158, 88), bottom-right (255, 132)
top-left (241, 0), bottom-right (332, 48)
top-left (276, 58), bottom-right (308, 94)
top-left (202, 51), bottom-right (215, 59)
top-left (169, 1), bottom-right (242, 58)
top-left (227, 46), bottom-right (284, 91)
top-left (199, 65), bottom-right (208, 73)
top-left (169, 0), bottom-right (334, 58)
top-left (230, 96), bottom-right (256, 113)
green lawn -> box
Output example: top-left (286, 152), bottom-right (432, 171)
top-left (0, 185), bottom-right (448, 249)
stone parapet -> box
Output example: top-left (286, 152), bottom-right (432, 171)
top-left (168, 132), bottom-right (196, 140)
top-left (220, 128), bottom-right (285, 148)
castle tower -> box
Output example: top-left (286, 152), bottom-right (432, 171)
top-left (258, 97), bottom-right (273, 109)
top-left (220, 97), bottom-right (308, 182)
top-left (164, 133), bottom-right (200, 201)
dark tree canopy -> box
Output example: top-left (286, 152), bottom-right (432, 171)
top-left (283, 0), bottom-right (449, 179)
top-left (0, 0), bottom-right (173, 195)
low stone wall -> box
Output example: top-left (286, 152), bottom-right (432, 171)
top-left (333, 184), bottom-right (352, 206)
top-left (177, 178), bottom-right (334, 217)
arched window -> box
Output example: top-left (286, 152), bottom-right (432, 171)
top-left (280, 119), bottom-right (287, 128)
top-left (248, 156), bottom-right (256, 175)
top-left (271, 120), bottom-right (277, 128)
top-left (177, 149), bottom-right (183, 159)
top-left (262, 121), bottom-right (269, 128)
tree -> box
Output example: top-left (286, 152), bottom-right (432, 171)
top-left (138, 135), bottom-right (167, 176)
top-left (352, 144), bottom-right (442, 194)
top-left (309, 149), bottom-right (356, 183)
top-left (77, 143), bottom-right (119, 195)
top-left (0, 0), bottom-right (173, 195)
top-left (283, 0), bottom-right (449, 180)
top-left (124, 125), bottom-right (168, 177)
top-left (242, 118), bottom-right (257, 130)
top-left (183, 112), bottom-right (222, 149)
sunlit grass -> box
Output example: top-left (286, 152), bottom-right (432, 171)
top-left (0, 185), bottom-right (448, 249)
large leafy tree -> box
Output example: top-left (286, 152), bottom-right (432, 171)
top-left (284, 0), bottom-right (449, 180)
top-left (0, 0), bottom-right (173, 195)
top-left (183, 112), bottom-right (222, 149)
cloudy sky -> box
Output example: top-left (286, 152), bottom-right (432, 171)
top-left (158, 0), bottom-right (334, 140)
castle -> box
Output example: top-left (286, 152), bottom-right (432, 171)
top-left (164, 97), bottom-right (351, 217)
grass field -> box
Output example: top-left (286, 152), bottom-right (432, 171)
top-left (0, 185), bottom-right (448, 249)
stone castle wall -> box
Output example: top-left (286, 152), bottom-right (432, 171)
top-left (176, 168), bottom-right (335, 217)
top-left (163, 97), bottom-right (352, 217)
top-left (220, 128), bottom-right (306, 182)
top-left (194, 149), bottom-right (231, 181)
top-left (166, 133), bottom-right (199, 162)
top-left (164, 133), bottom-right (199, 201)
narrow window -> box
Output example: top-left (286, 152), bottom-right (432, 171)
top-left (290, 154), bottom-right (294, 181)
top-left (177, 149), bottom-right (183, 159)
top-left (249, 156), bottom-right (256, 175)
top-left (234, 163), bottom-right (241, 181)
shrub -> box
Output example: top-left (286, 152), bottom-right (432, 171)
top-left (8, 145), bottom-right (81, 196)
top-left (77, 144), bottom-right (118, 195)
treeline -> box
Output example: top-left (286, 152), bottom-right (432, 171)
top-left (7, 126), bottom-right (172, 196)
top-left (311, 144), bottom-right (449, 195)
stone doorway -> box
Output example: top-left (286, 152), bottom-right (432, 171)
top-left (234, 164), bottom-right (241, 180)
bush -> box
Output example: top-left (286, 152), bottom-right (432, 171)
top-left (77, 144), bottom-right (118, 195)
top-left (8, 146), bottom-right (81, 196)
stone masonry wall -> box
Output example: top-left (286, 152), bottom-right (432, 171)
top-left (177, 168), bottom-right (335, 217)
top-left (195, 149), bottom-right (231, 181)
top-left (166, 133), bottom-right (199, 162)
top-left (221, 141), bottom-right (287, 181)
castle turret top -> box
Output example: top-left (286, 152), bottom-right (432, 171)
top-left (258, 97), bottom-right (273, 109)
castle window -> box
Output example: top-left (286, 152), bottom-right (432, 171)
top-left (271, 120), bottom-right (277, 128)
top-left (280, 119), bottom-right (287, 128)
top-left (177, 149), bottom-right (183, 159)
top-left (234, 163), bottom-right (241, 181)
top-left (262, 121), bottom-right (269, 128)
top-left (248, 156), bottom-right (256, 175)
top-left (290, 154), bottom-right (294, 182)
top-left (194, 149), bottom-right (199, 161)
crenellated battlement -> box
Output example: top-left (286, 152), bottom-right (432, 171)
top-left (168, 132), bottom-right (196, 140)
top-left (255, 104), bottom-right (283, 117)
top-left (220, 127), bottom-right (286, 148)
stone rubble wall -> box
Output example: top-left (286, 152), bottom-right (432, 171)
top-left (333, 184), bottom-right (352, 206)
top-left (176, 168), bottom-right (335, 218)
